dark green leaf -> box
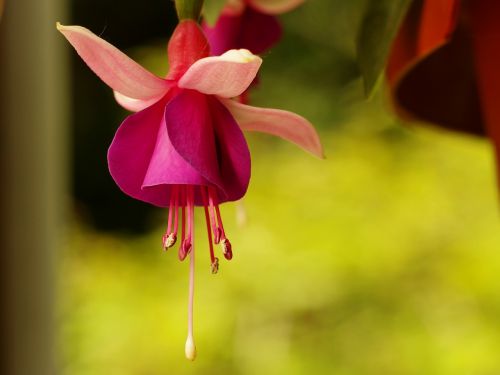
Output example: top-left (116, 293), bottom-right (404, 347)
top-left (356, 0), bottom-right (413, 97)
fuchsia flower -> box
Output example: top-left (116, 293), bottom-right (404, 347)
top-left (57, 19), bottom-right (321, 360)
top-left (203, 0), bottom-right (305, 56)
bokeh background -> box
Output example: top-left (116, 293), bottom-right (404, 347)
top-left (3, 0), bottom-right (500, 374)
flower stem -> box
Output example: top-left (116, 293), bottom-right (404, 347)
top-left (175, 0), bottom-right (204, 21)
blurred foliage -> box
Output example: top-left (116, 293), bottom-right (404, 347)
top-left (61, 0), bottom-right (500, 374)
top-left (60, 125), bottom-right (500, 374)
top-left (356, 0), bottom-right (412, 96)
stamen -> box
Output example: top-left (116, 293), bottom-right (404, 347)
top-left (207, 187), bottom-right (222, 244)
top-left (201, 186), bottom-right (219, 274)
top-left (211, 257), bottom-right (219, 274)
top-left (209, 187), bottom-right (233, 261)
top-left (173, 188), bottom-right (179, 237)
top-left (179, 186), bottom-right (188, 261)
top-left (179, 241), bottom-right (190, 261)
top-left (221, 238), bottom-right (233, 260)
top-left (166, 185), bottom-right (176, 234)
top-left (163, 185), bottom-right (179, 250)
top-left (162, 233), bottom-right (177, 250)
top-left (185, 186), bottom-right (196, 361)
top-left (184, 186), bottom-right (194, 253)
top-left (213, 203), bottom-right (226, 240)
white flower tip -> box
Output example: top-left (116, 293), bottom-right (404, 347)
top-left (185, 335), bottom-right (197, 361)
top-left (56, 22), bottom-right (73, 33)
top-left (220, 49), bottom-right (262, 64)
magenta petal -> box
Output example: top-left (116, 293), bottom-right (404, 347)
top-left (165, 90), bottom-right (251, 202)
top-left (246, 11), bottom-right (282, 55)
top-left (203, 13), bottom-right (243, 56)
top-left (240, 7), bottom-right (282, 55)
top-left (209, 97), bottom-right (251, 202)
top-left (142, 106), bottom-right (210, 191)
top-left (164, 90), bottom-right (223, 192)
top-left (108, 99), bottom-right (207, 207)
top-left (108, 101), bottom-right (164, 206)
top-left (204, 7), bottom-right (282, 56)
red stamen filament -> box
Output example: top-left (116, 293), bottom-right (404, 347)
top-left (179, 186), bottom-right (188, 261)
top-left (166, 204), bottom-right (173, 234)
top-left (173, 188), bottom-right (179, 237)
top-left (201, 186), bottom-right (218, 274)
top-left (214, 204), bottom-right (226, 239)
top-left (163, 185), bottom-right (179, 250)
top-left (184, 186), bottom-right (194, 254)
top-left (209, 187), bottom-right (233, 261)
top-left (207, 189), bottom-right (221, 244)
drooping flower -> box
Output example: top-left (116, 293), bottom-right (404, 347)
top-left (57, 19), bottom-right (322, 360)
top-left (386, 0), bottom-right (500, 188)
top-left (203, 0), bottom-right (305, 56)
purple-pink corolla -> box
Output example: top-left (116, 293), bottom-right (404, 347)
top-left (203, 0), bottom-right (304, 56)
top-left (57, 19), bottom-right (321, 360)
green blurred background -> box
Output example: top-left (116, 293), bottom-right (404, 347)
top-left (57, 1), bottom-right (500, 374)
